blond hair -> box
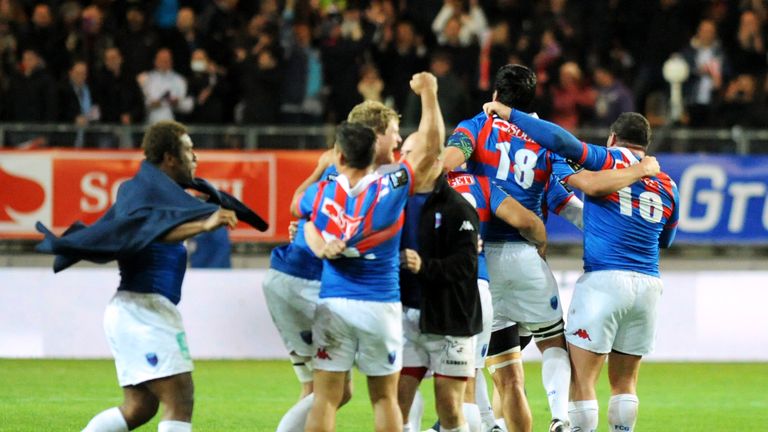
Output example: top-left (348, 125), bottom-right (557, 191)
top-left (346, 100), bottom-right (398, 135)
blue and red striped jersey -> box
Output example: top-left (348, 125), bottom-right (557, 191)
top-left (448, 111), bottom-right (578, 242)
top-left (542, 174), bottom-right (577, 222)
top-left (298, 162), bottom-right (414, 302)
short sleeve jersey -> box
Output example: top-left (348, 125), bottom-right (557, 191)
top-left (299, 162), bottom-right (415, 302)
top-left (446, 172), bottom-right (508, 282)
top-left (542, 174), bottom-right (577, 222)
top-left (448, 112), bottom-right (578, 242)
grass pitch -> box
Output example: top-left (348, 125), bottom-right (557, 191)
top-left (0, 359), bottom-right (765, 431)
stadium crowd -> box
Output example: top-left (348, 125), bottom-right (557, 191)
top-left (1, 0), bottom-right (768, 135)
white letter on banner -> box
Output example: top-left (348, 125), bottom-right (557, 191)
top-left (728, 183), bottom-right (766, 232)
top-left (80, 172), bottom-right (109, 213)
top-left (678, 164), bottom-right (725, 232)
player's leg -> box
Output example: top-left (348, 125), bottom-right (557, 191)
top-left (142, 372), bottom-right (194, 431)
top-left (434, 375), bottom-right (468, 431)
top-left (368, 372), bottom-right (404, 432)
top-left (399, 368), bottom-right (427, 430)
top-left (83, 385), bottom-right (158, 432)
top-left (485, 325), bottom-right (531, 432)
top-left (566, 344), bottom-right (605, 432)
top-left (306, 370), bottom-right (348, 432)
top-left (399, 307), bottom-right (430, 429)
top-left (530, 322), bottom-right (570, 431)
top-left (473, 279), bottom-right (495, 431)
top-left (431, 334), bottom-right (475, 431)
top-left (606, 351), bottom-right (641, 432)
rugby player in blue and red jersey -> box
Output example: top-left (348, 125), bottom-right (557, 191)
top-left (485, 105), bottom-right (678, 432)
top-left (298, 72), bottom-right (444, 432)
top-left (442, 64), bottom-right (659, 432)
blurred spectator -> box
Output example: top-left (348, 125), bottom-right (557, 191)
top-left (682, 19), bottom-right (731, 127)
top-left (727, 10), bottom-right (766, 76)
top-left (153, 0), bottom-right (180, 31)
top-left (476, 18), bottom-right (512, 99)
top-left (544, 61), bottom-right (597, 131)
top-left (357, 63), bottom-right (385, 102)
top-left (279, 19), bottom-right (324, 125)
top-left (403, 50), bottom-right (468, 127)
top-left (198, 0), bottom-right (243, 67)
top-left (5, 49), bottom-right (57, 122)
top-left (435, 14), bottom-right (478, 90)
top-left (93, 47), bottom-right (145, 125)
top-left (432, 0), bottom-right (488, 47)
top-left (67, 5), bottom-right (115, 73)
top-left (374, 19), bottom-right (428, 112)
top-left (163, 7), bottom-right (211, 78)
top-left (0, 0), bottom-right (26, 28)
top-left (185, 49), bottom-right (229, 125)
top-left (138, 48), bottom-right (194, 123)
top-left (19, 4), bottom-right (66, 78)
top-left (116, 4), bottom-right (159, 79)
top-left (718, 73), bottom-right (768, 127)
top-left (532, 29), bottom-right (562, 88)
top-left (239, 48), bottom-right (281, 124)
top-left (591, 64), bottom-right (635, 127)
top-left (59, 60), bottom-right (98, 126)
top-left (0, 17), bottom-right (18, 76)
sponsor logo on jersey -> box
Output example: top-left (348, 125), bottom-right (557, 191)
top-left (145, 352), bottom-right (159, 366)
top-left (448, 175), bottom-right (475, 187)
top-left (459, 220), bottom-right (475, 231)
top-left (565, 158), bottom-right (584, 173)
top-left (571, 329), bottom-right (592, 341)
top-left (321, 197), bottom-right (363, 239)
top-left (388, 168), bottom-right (409, 189)
top-left (315, 347), bottom-right (332, 360)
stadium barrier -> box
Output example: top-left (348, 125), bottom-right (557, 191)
top-left (2, 150), bottom-right (768, 244)
top-left (1, 268), bottom-right (766, 361)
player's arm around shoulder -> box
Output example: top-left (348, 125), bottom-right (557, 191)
top-left (567, 156), bottom-right (660, 197)
top-left (290, 149), bottom-right (335, 217)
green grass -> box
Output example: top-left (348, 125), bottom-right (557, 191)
top-left (0, 360), bottom-right (765, 431)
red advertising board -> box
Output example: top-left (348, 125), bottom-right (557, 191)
top-left (0, 149), bottom-right (323, 242)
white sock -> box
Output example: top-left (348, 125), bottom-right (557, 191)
top-left (403, 424), bottom-right (413, 432)
top-left (462, 403), bottom-right (482, 432)
top-left (495, 418), bottom-right (507, 431)
top-left (608, 394), bottom-right (639, 432)
top-left (408, 389), bottom-right (424, 432)
top-left (474, 369), bottom-right (495, 428)
top-left (158, 420), bottom-right (191, 432)
top-left (440, 423), bottom-right (470, 432)
top-left (568, 400), bottom-right (598, 432)
top-left (276, 393), bottom-right (314, 432)
top-left (82, 407), bottom-right (128, 432)
top-left (542, 347), bottom-right (571, 422)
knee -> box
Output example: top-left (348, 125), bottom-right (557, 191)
top-left (120, 398), bottom-right (158, 428)
top-left (495, 368), bottom-right (525, 393)
top-left (339, 383), bottom-right (353, 407)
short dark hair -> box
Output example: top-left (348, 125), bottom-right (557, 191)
top-left (494, 64), bottom-right (537, 112)
top-left (335, 121), bottom-right (376, 169)
top-left (142, 120), bottom-right (188, 164)
top-left (610, 113), bottom-right (651, 148)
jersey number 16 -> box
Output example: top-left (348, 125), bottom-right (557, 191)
top-left (617, 187), bottom-right (663, 223)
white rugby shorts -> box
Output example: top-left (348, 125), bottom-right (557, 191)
top-left (476, 279), bottom-right (493, 366)
top-left (262, 269), bottom-right (321, 358)
top-left (104, 291), bottom-right (193, 387)
top-left (312, 298), bottom-right (403, 376)
top-left (485, 242), bottom-right (562, 331)
top-left (565, 270), bottom-right (663, 356)
top-left (402, 307), bottom-right (476, 378)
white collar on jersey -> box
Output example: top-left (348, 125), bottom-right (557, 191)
top-left (334, 172), bottom-right (379, 197)
top-left (616, 147), bottom-right (640, 165)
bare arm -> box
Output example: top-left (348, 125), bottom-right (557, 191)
top-left (404, 72), bottom-right (445, 190)
top-left (442, 146), bottom-right (467, 173)
top-left (160, 208), bottom-right (238, 243)
top-left (567, 156), bottom-right (659, 197)
top-left (495, 197), bottom-right (548, 257)
top-left (290, 149), bottom-right (335, 217)
top-left (303, 221), bottom-right (346, 259)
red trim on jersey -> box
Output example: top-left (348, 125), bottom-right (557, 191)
top-left (362, 180), bottom-right (383, 236)
top-left (553, 194), bottom-right (575, 215)
top-left (476, 118), bottom-right (494, 157)
top-left (355, 212), bottom-right (405, 253)
top-left (579, 142), bottom-right (589, 164)
top-left (402, 159), bottom-right (416, 196)
top-left (455, 127), bottom-right (476, 148)
top-left (657, 173), bottom-right (676, 220)
top-left (309, 181), bottom-right (329, 219)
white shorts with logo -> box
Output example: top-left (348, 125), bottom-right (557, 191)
top-left (312, 297), bottom-right (403, 376)
top-left (104, 291), bottom-right (193, 387)
top-left (262, 269), bottom-right (321, 358)
top-left (401, 307), bottom-right (476, 378)
top-left (565, 270), bottom-right (663, 356)
top-left (476, 279), bottom-right (493, 366)
top-left (485, 242), bottom-right (562, 331)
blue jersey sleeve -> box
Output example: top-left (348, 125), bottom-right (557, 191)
top-left (545, 175), bottom-right (575, 214)
top-left (298, 182), bottom-right (321, 218)
top-left (659, 181), bottom-right (680, 248)
top-left (488, 182), bottom-right (510, 214)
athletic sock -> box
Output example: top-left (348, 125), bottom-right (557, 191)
top-left (82, 407), bottom-right (128, 432)
top-left (158, 420), bottom-right (191, 432)
top-left (608, 394), bottom-right (639, 432)
top-left (474, 369), bottom-right (495, 428)
top-left (440, 423), bottom-right (470, 432)
top-left (568, 400), bottom-right (598, 432)
top-left (541, 347), bottom-right (571, 422)
top-left (495, 418), bottom-right (507, 431)
top-left (462, 403), bottom-right (482, 432)
top-left (408, 389), bottom-right (424, 432)
top-left (276, 393), bottom-right (314, 432)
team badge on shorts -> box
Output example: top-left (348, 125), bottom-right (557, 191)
top-left (388, 351), bottom-right (397, 365)
top-left (145, 352), bottom-right (159, 366)
top-left (550, 295), bottom-right (558, 310)
top-left (300, 330), bottom-right (313, 345)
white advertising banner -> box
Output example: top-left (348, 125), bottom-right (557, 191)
top-left (1, 268), bottom-right (767, 361)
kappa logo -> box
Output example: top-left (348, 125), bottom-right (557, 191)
top-left (572, 329), bottom-right (592, 341)
top-left (0, 164), bottom-right (46, 223)
top-left (315, 347), bottom-right (332, 360)
top-left (459, 220), bottom-right (475, 231)
top-left (321, 197), bottom-right (363, 239)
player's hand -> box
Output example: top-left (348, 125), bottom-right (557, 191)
top-left (638, 155), bottom-right (660, 177)
top-left (322, 238), bottom-right (347, 259)
top-left (483, 101), bottom-right (512, 120)
top-left (288, 220), bottom-right (299, 243)
top-left (477, 237), bottom-right (484, 254)
top-left (400, 248), bottom-right (422, 273)
top-left (202, 208), bottom-right (238, 231)
top-left (410, 72), bottom-right (438, 95)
